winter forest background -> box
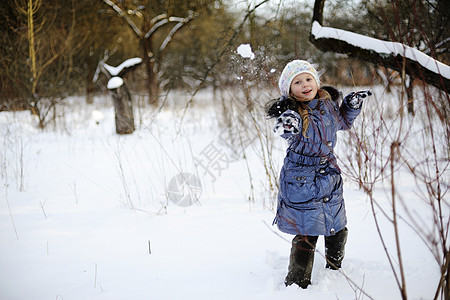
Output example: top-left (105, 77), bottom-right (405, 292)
top-left (1, 0), bottom-right (449, 299)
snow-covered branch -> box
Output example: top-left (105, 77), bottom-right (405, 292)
top-left (310, 0), bottom-right (450, 92)
top-left (159, 22), bottom-right (184, 53)
top-left (102, 57), bottom-right (142, 77)
top-left (93, 56), bottom-right (142, 90)
top-left (311, 22), bottom-right (450, 80)
top-left (150, 13), bottom-right (167, 26)
top-left (102, 0), bottom-right (143, 37)
top-left (159, 13), bottom-right (194, 53)
top-left (144, 19), bottom-right (169, 39)
top-left (144, 11), bottom-right (194, 40)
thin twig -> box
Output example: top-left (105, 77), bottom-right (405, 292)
top-left (4, 184), bottom-right (19, 240)
top-left (390, 142), bottom-right (407, 300)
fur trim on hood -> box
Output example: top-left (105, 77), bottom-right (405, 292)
top-left (321, 86), bottom-right (340, 102)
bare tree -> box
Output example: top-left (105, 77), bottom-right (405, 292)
top-left (102, 0), bottom-right (194, 105)
top-left (12, 0), bottom-right (85, 128)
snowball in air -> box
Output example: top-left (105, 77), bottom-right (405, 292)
top-left (107, 77), bottom-right (124, 89)
top-left (92, 110), bottom-right (104, 121)
top-left (237, 44), bottom-right (255, 60)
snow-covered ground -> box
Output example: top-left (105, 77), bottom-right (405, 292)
top-left (0, 88), bottom-right (444, 299)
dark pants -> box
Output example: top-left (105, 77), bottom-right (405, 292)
top-left (284, 227), bottom-right (348, 288)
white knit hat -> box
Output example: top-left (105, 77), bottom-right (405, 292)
top-left (278, 60), bottom-right (320, 97)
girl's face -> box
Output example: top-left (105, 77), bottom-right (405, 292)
top-left (290, 73), bottom-right (318, 102)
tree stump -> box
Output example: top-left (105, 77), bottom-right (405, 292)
top-left (111, 85), bottom-right (135, 135)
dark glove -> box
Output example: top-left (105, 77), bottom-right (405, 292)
top-left (274, 110), bottom-right (301, 135)
top-left (265, 95), bottom-right (298, 118)
top-left (344, 90), bottom-right (372, 109)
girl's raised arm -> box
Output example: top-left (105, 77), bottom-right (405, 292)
top-left (338, 90), bottom-right (372, 130)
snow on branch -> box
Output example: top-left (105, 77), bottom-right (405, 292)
top-left (310, 18), bottom-right (450, 91)
top-left (107, 76), bottom-right (124, 89)
top-left (144, 19), bottom-right (169, 39)
top-left (144, 11), bottom-right (194, 40)
top-left (159, 12), bottom-right (194, 53)
top-left (103, 57), bottom-right (142, 77)
top-left (150, 14), bottom-right (168, 26)
top-left (103, 0), bottom-right (142, 37)
top-left (312, 22), bottom-right (450, 79)
top-left (93, 56), bottom-right (142, 90)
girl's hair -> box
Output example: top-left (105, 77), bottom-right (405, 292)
top-left (291, 95), bottom-right (312, 138)
top-left (265, 94), bottom-right (312, 138)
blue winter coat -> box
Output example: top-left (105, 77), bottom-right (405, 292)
top-left (273, 88), bottom-right (362, 236)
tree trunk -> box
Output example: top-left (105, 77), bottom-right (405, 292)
top-left (85, 62), bottom-right (96, 104)
top-left (405, 79), bottom-right (415, 116)
top-left (85, 79), bottom-right (96, 104)
top-left (142, 37), bottom-right (159, 106)
top-left (112, 85), bottom-right (135, 134)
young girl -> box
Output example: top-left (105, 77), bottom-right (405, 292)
top-left (266, 60), bottom-right (371, 289)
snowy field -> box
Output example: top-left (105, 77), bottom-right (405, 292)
top-left (0, 88), bottom-right (444, 300)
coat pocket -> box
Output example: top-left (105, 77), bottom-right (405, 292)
top-left (281, 167), bottom-right (317, 204)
